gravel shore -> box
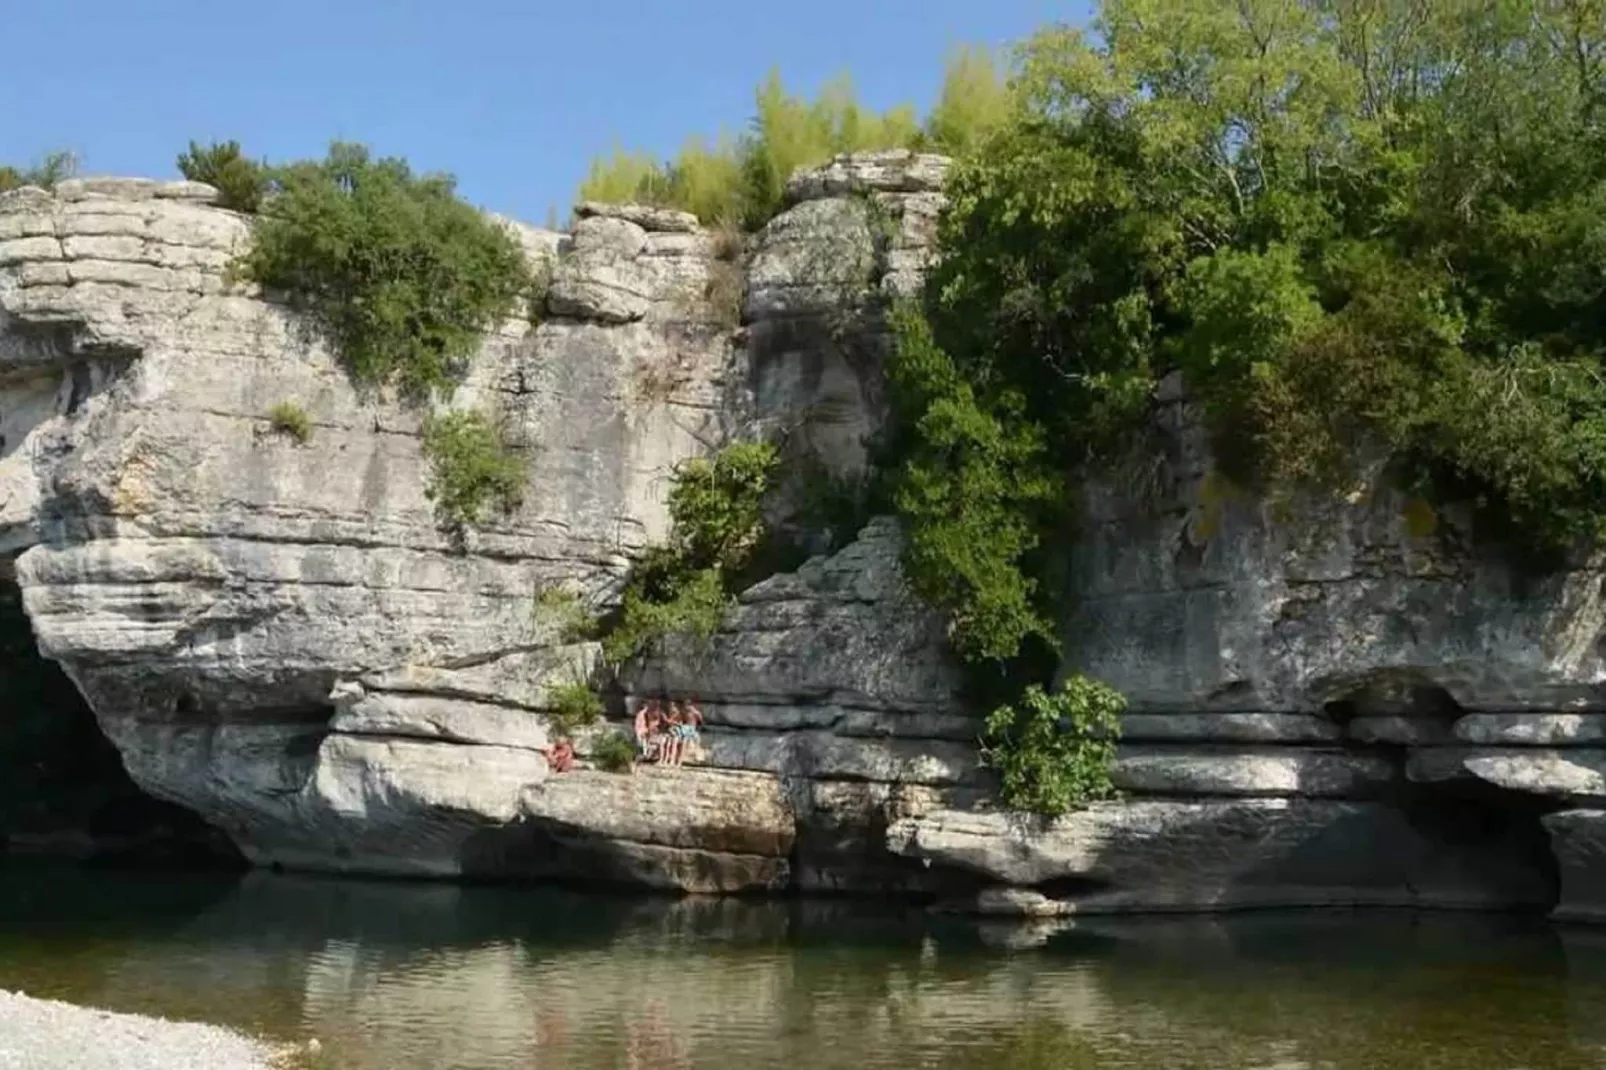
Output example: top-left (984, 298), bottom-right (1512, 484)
top-left (0, 989), bottom-right (284, 1070)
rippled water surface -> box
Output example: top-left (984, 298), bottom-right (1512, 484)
top-left (2, 864), bottom-right (1605, 1069)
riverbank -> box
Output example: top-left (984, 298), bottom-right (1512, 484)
top-left (0, 989), bottom-right (286, 1070)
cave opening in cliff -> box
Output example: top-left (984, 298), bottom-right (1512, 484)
top-left (0, 574), bottom-right (242, 869)
top-left (1324, 675), bottom-right (1563, 913)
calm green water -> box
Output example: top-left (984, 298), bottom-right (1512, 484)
top-left (2, 864), bottom-right (1605, 1069)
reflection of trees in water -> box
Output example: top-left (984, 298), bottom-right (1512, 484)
top-left (5, 871), bottom-right (1606, 1070)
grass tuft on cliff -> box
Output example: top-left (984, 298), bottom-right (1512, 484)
top-left (237, 141), bottom-right (532, 401)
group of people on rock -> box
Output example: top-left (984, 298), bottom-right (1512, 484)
top-left (633, 697), bottom-right (704, 768)
top-left (538, 696), bottom-right (704, 775)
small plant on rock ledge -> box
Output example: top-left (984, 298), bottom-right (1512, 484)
top-left (544, 679), bottom-right (604, 737)
top-left (265, 400), bottom-right (313, 444)
top-left (591, 730), bottom-right (638, 773)
top-left (421, 408), bottom-right (526, 530)
top-left (981, 674), bottom-right (1124, 818)
top-left (0, 151), bottom-right (77, 194)
top-left (176, 139), bottom-right (268, 213)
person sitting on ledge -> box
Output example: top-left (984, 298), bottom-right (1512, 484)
top-left (678, 700), bottom-right (704, 764)
top-left (661, 702), bottom-right (685, 766)
top-left (543, 737), bottom-right (575, 774)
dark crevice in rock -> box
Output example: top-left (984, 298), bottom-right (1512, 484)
top-left (1, 576), bottom-right (243, 871)
top-left (1394, 778), bottom-right (1564, 913)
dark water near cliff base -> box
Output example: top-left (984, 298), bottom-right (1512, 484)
top-left (2, 864), bottom-right (1605, 1069)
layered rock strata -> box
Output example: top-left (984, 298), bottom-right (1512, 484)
top-left (5, 154), bottom-right (1606, 921)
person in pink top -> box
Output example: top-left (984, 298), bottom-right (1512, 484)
top-left (634, 699), bottom-right (663, 769)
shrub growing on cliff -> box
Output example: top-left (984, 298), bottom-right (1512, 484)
top-left (421, 408), bottom-right (526, 529)
top-left (602, 563), bottom-right (730, 666)
top-left (600, 441), bottom-right (779, 664)
top-left (885, 303), bottom-right (1061, 665)
top-left (0, 151), bottom-right (77, 193)
top-left (665, 441), bottom-right (780, 577)
top-left (545, 679), bottom-right (604, 736)
top-left (981, 675), bottom-right (1124, 817)
top-left (238, 142), bottom-right (530, 399)
top-left (176, 140), bottom-right (267, 213)
top-left (591, 730), bottom-right (638, 773)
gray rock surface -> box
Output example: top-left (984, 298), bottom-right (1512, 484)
top-left (1548, 809), bottom-right (1606, 922)
top-left (1065, 381), bottom-right (1606, 718)
top-left (1110, 747), bottom-right (1396, 798)
top-left (0, 989), bottom-right (282, 1070)
top-left (8, 160), bottom-right (1606, 923)
top-left (888, 799), bottom-right (1555, 913)
top-left (0, 174), bottom-right (738, 878)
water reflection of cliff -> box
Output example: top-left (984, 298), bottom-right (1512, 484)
top-left (3, 867), bottom-right (1605, 1070)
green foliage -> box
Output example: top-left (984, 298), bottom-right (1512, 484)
top-left (601, 564), bottom-right (730, 666)
top-left (534, 585), bottom-right (598, 642)
top-left (266, 400), bottom-right (312, 444)
top-left (885, 304), bottom-right (1061, 664)
top-left (176, 139), bottom-right (267, 213)
top-left (575, 54), bottom-right (1015, 227)
top-left (599, 441), bottom-right (779, 665)
top-left (544, 679), bottom-right (604, 736)
top-left (924, 45), bottom-right (1016, 156)
top-left (904, 0), bottom-right (1606, 579)
top-left (981, 675), bottom-right (1124, 816)
top-left (0, 151), bottom-right (77, 193)
top-left (591, 730), bottom-right (638, 773)
top-left (237, 142), bottom-right (530, 399)
top-left (665, 440), bottom-right (780, 576)
top-left (420, 409), bottom-right (526, 529)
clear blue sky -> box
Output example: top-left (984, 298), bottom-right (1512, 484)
top-left (0, 0), bottom-right (1091, 226)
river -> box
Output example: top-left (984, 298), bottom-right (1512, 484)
top-left (1, 862), bottom-right (1604, 1069)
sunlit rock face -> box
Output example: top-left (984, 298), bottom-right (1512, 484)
top-left (6, 156), bottom-right (1606, 922)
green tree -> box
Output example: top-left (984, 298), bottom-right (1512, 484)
top-left (907, 0), bottom-right (1606, 558)
top-left (572, 53), bottom-right (1014, 228)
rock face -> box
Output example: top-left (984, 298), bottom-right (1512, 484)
top-left (0, 157), bottom-right (966, 892)
top-left (887, 376), bottom-right (1606, 920)
top-left (6, 156), bottom-right (1606, 923)
top-left (0, 176), bottom-right (738, 874)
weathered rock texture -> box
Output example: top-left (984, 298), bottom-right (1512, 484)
top-left (6, 154), bottom-right (1606, 923)
top-left (888, 376), bottom-right (1606, 920)
top-left (0, 157), bottom-right (971, 893)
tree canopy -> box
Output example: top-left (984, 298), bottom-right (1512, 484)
top-left (892, 0), bottom-right (1606, 667)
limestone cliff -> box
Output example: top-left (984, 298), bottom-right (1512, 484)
top-left (2, 153), bottom-right (1604, 923)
